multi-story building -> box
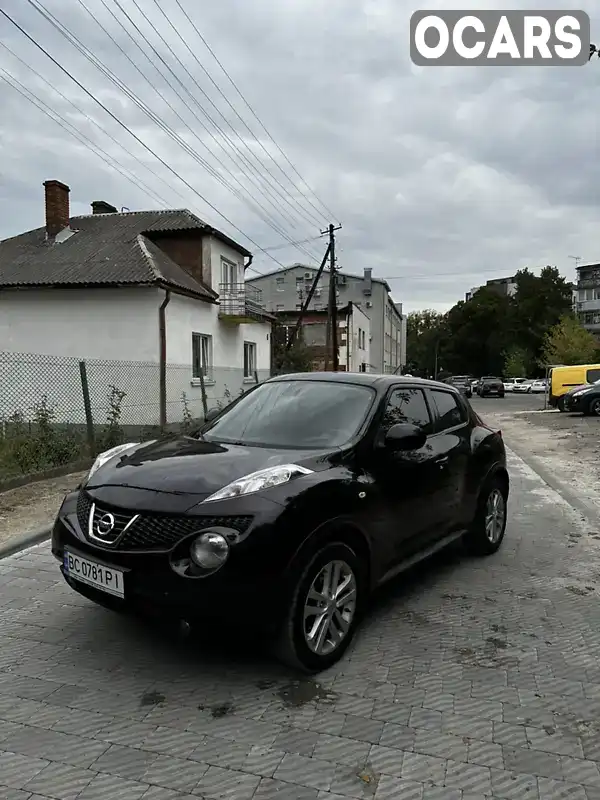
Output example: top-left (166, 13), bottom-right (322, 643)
top-left (465, 276), bottom-right (517, 302)
top-left (575, 262), bottom-right (600, 338)
top-left (247, 264), bottom-right (406, 373)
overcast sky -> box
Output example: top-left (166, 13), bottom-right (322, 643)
top-left (0, 0), bottom-right (597, 312)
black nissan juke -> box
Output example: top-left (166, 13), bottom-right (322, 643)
top-left (51, 372), bottom-right (509, 673)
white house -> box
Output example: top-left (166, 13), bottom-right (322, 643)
top-left (0, 181), bottom-right (273, 428)
top-left (339, 302), bottom-right (371, 372)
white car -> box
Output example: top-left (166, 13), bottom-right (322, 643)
top-left (513, 380), bottom-right (533, 393)
top-left (528, 380), bottom-right (547, 394)
top-left (504, 378), bottom-right (528, 392)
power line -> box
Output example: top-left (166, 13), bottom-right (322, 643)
top-left (0, 5), bottom-right (288, 273)
top-left (142, 0), bottom-right (326, 231)
top-left (41, 0), bottom-right (308, 249)
top-left (0, 67), bottom-right (170, 209)
top-left (114, 0), bottom-right (322, 236)
top-left (0, 41), bottom-right (194, 210)
top-left (172, 0), bottom-right (338, 224)
top-left (34, 0), bottom-right (323, 265)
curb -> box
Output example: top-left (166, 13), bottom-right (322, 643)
top-left (0, 527), bottom-right (52, 560)
top-left (506, 439), bottom-right (600, 526)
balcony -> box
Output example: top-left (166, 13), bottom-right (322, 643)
top-left (577, 300), bottom-right (600, 313)
top-left (218, 283), bottom-right (265, 323)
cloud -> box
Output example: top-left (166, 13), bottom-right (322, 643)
top-left (0, 0), bottom-right (597, 313)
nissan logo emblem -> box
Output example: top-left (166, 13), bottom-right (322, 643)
top-left (95, 512), bottom-right (115, 537)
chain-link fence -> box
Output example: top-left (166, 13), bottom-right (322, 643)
top-left (0, 351), bottom-right (270, 482)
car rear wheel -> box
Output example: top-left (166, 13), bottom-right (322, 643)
top-left (274, 542), bottom-right (365, 673)
top-left (463, 478), bottom-right (507, 556)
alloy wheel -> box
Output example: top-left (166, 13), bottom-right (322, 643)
top-left (485, 488), bottom-right (506, 543)
top-left (591, 399), bottom-right (600, 417)
top-left (303, 560), bottom-right (357, 656)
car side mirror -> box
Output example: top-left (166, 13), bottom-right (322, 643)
top-left (204, 407), bottom-right (220, 423)
top-left (384, 422), bottom-right (427, 452)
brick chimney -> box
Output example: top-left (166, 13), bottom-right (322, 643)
top-left (91, 200), bottom-right (118, 214)
top-left (43, 180), bottom-right (70, 238)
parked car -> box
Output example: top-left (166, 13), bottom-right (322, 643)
top-left (562, 380), bottom-right (600, 415)
top-left (528, 379), bottom-right (547, 394)
top-left (549, 364), bottom-right (600, 410)
top-left (51, 372), bottom-right (509, 673)
top-left (504, 378), bottom-right (528, 392)
top-left (444, 375), bottom-right (472, 398)
top-left (512, 380), bottom-right (532, 394)
top-left (476, 376), bottom-right (505, 398)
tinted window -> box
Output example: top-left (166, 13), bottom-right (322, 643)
top-left (203, 380), bottom-right (375, 448)
top-left (431, 390), bottom-right (466, 431)
top-left (382, 388), bottom-right (432, 434)
top-left (587, 369), bottom-right (600, 383)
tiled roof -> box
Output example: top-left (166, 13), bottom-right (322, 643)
top-left (0, 209), bottom-right (249, 301)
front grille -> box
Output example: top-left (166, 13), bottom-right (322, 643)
top-left (76, 491), bottom-right (252, 551)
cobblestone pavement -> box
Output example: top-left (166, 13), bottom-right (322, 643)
top-left (3, 450), bottom-right (600, 799)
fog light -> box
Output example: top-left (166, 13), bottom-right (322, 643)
top-left (189, 532), bottom-right (229, 570)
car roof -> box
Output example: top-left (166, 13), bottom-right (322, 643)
top-left (267, 371), bottom-right (452, 391)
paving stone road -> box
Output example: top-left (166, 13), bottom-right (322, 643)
top-left (2, 449), bottom-right (600, 799)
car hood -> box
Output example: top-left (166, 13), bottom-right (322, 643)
top-left (566, 383), bottom-right (593, 396)
top-left (85, 435), bottom-right (335, 511)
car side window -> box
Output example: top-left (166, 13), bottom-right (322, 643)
top-left (587, 369), bottom-right (600, 383)
top-left (382, 388), bottom-right (432, 434)
top-left (431, 390), bottom-right (466, 432)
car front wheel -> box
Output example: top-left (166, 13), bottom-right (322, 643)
top-left (275, 542), bottom-right (364, 673)
top-left (587, 398), bottom-right (600, 417)
top-left (464, 478), bottom-right (507, 556)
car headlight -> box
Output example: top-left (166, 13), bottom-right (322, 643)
top-left (203, 464), bottom-right (313, 503)
top-left (190, 532), bottom-right (229, 570)
top-left (87, 442), bottom-right (139, 481)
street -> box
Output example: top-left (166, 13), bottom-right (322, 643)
top-left (3, 432), bottom-right (600, 798)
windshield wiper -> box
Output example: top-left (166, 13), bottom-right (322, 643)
top-left (85, 482), bottom-right (189, 496)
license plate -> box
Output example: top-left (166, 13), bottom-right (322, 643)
top-left (63, 550), bottom-right (124, 598)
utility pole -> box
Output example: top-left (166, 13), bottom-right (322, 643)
top-left (323, 223), bottom-right (342, 370)
top-left (285, 242), bottom-right (331, 351)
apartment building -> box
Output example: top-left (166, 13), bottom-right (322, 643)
top-left (575, 262), bottom-right (600, 338)
top-left (247, 264), bottom-right (406, 373)
top-left (465, 276), bottom-right (517, 302)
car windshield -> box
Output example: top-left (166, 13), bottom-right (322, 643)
top-left (201, 379), bottom-right (376, 449)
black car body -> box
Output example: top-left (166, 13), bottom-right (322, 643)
top-left (445, 375), bottom-right (472, 398)
top-left (51, 372), bottom-right (509, 672)
top-left (476, 376), bottom-right (505, 398)
top-left (562, 381), bottom-right (600, 415)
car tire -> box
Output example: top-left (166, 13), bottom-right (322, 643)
top-left (587, 398), bottom-right (600, 417)
top-left (274, 541), bottom-right (365, 674)
top-left (463, 477), bottom-right (507, 557)
top-left (557, 397), bottom-right (565, 412)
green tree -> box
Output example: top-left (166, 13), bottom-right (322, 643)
top-left (406, 310), bottom-right (447, 376)
top-left (513, 266), bottom-right (573, 370)
top-left (540, 315), bottom-right (599, 367)
top-left (503, 346), bottom-right (529, 378)
top-left (272, 334), bottom-right (316, 373)
top-left (443, 289), bottom-right (515, 376)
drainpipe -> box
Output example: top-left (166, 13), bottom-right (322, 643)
top-left (244, 254), bottom-right (254, 272)
top-left (159, 290), bottom-right (171, 430)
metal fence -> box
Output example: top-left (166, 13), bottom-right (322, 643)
top-left (0, 351), bottom-right (270, 482)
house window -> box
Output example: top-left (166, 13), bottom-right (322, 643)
top-left (276, 276), bottom-right (285, 291)
top-left (192, 333), bottom-right (213, 379)
top-left (276, 304), bottom-right (285, 311)
top-left (244, 341), bottom-right (257, 378)
top-left (295, 303), bottom-right (302, 310)
top-left (221, 257), bottom-right (238, 288)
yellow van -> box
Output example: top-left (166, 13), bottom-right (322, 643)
top-left (550, 364), bottom-right (600, 410)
